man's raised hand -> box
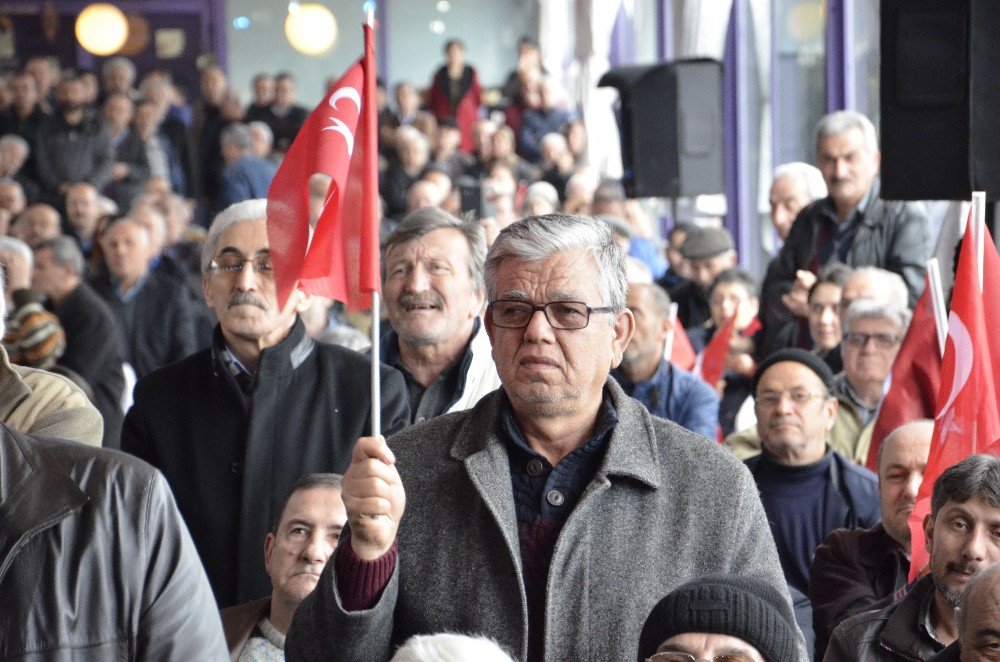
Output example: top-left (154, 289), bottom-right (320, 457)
top-left (342, 436), bottom-right (406, 560)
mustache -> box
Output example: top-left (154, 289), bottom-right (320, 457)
top-left (398, 293), bottom-right (443, 309)
top-left (228, 292), bottom-right (268, 310)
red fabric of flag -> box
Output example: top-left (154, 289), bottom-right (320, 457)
top-left (670, 322), bottom-right (696, 371)
top-left (698, 314), bottom-right (737, 388)
top-left (865, 275), bottom-right (942, 472)
top-left (267, 24), bottom-right (380, 311)
top-left (907, 220), bottom-right (1000, 581)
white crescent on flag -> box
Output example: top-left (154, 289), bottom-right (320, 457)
top-left (328, 86), bottom-right (361, 113)
top-left (322, 117), bottom-right (354, 156)
top-left (937, 310), bottom-right (975, 418)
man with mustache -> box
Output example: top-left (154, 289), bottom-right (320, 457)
top-left (826, 454), bottom-right (1000, 661)
top-left (380, 207), bottom-right (500, 424)
top-left (809, 419), bottom-right (933, 658)
top-left (758, 110), bottom-right (929, 358)
top-left (745, 348), bottom-right (880, 597)
top-left (220, 473), bottom-right (347, 660)
top-left (121, 199), bottom-right (409, 607)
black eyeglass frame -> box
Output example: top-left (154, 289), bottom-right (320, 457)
top-left (486, 299), bottom-right (617, 330)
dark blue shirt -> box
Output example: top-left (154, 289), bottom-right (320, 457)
top-left (754, 450), bottom-right (832, 595)
top-left (499, 389), bottom-right (617, 661)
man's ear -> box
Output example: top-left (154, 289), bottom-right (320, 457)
top-left (290, 286), bottom-right (313, 315)
top-left (263, 532), bottom-right (276, 574)
top-left (923, 512), bottom-right (934, 551)
top-left (610, 308), bottom-right (636, 369)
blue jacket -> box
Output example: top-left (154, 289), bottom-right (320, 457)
top-left (217, 155), bottom-right (277, 211)
top-left (611, 359), bottom-right (719, 440)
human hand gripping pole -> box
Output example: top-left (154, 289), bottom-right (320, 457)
top-left (343, 435), bottom-right (406, 561)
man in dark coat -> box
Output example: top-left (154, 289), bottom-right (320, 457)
top-left (33, 236), bottom-right (126, 448)
top-left (809, 419), bottom-right (932, 658)
top-left (121, 199), bottom-right (409, 608)
top-left (89, 217), bottom-right (199, 378)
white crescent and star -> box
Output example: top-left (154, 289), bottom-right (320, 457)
top-left (937, 310), bottom-right (975, 418)
top-left (321, 85), bottom-right (362, 156)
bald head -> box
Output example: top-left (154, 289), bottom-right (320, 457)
top-left (958, 562), bottom-right (1000, 660)
top-left (13, 204), bottom-right (61, 245)
top-left (840, 267), bottom-right (909, 317)
top-left (878, 420), bottom-right (933, 552)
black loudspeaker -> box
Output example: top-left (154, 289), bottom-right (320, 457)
top-left (880, 0), bottom-right (1000, 201)
top-left (598, 59), bottom-right (724, 199)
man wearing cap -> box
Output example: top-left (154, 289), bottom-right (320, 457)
top-left (745, 348), bottom-right (880, 596)
top-left (637, 575), bottom-right (802, 662)
top-left (668, 226), bottom-right (736, 342)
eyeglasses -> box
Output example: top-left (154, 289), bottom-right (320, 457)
top-left (756, 389), bottom-right (828, 409)
top-left (842, 332), bottom-right (902, 350)
top-left (209, 253), bottom-right (273, 278)
top-left (486, 299), bottom-right (615, 330)
top-left (647, 652), bottom-right (757, 662)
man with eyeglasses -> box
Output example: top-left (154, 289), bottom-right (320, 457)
top-left (745, 348), bottom-right (880, 597)
top-left (830, 300), bottom-right (909, 464)
top-left (287, 214), bottom-right (802, 661)
top-left (121, 199), bottom-right (409, 608)
top-left (637, 575), bottom-right (802, 662)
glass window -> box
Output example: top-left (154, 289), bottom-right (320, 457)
top-left (852, 0), bottom-right (880, 123)
top-left (772, 0), bottom-right (825, 165)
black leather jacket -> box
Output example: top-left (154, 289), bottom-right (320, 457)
top-left (0, 426), bottom-right (228, 660)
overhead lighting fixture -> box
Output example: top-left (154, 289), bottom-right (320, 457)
top-left (75, 3), bottom-right (129, 56)
top-left (286, 3), bottom-right (338, 55)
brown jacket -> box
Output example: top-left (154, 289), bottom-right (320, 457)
top-left (810, 522), bottom-right (910, 658)
top-left (0, 344), bottom-right (103, 446)
top-left (220, 597), bottom-right (271, 661)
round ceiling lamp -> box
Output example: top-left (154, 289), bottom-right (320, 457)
top-left (285, 3), bottom-right (338, 56)
top-left (75, 3), bottom-right (129, 56)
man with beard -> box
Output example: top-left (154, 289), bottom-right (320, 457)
top-left (121, 199), bottom-right (409, 607)
top-left (34, 71), bottom-right (113, 204)
top-left (379, 208), bottom-right (500, 424)
top-left (826, 454), bottom-right (1000, 661)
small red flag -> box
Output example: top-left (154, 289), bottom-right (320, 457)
top-left (670, 322), bottom-right (696, 371)
top-left (865, 275), bottom-right (942, 471)
top-left (907, 220), bottom-right (1000, 580)
top-left (698, 314), bottom-right (737, 388)
top-left (267, 24), bottom-right (380, 311)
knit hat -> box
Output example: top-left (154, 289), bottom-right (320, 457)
top-left (636, 575), bottom-right (799, 662)
top-left (751, 347), bottom-right (835, 396)
top-left (679, 227), bottom-right (733, 260)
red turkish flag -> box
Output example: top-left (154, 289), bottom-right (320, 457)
top-left (698, 315), bottom-right (737, 388)
top-left (670, 322), bottom-right (696, 371)
top-left (267, 24), bottom-right (380, 311)
top-left (907, 220), bottom-right (1000, 580)
top-left (865, 275), bottom-right (942, 472)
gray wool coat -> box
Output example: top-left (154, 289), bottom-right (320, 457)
top-left (286, 379), bottom-right (805, 662)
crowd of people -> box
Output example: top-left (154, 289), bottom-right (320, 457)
top-left (1, 39), bottom-right (999, 662)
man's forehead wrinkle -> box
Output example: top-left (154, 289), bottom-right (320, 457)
top-left (217, 245), bottom-right (270, 256)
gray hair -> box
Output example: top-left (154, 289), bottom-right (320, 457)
top-left (0, 236), bottom-right (32, 267)
top-left (396, 125), bottom-right (429, 154)
top-left (102, 56), bottom-right (136, 81)
top-left (271, 473), bottom-right (344, 534)
top-left (842, 299), bottom-right (912, 335)
top-left (848, 266), bottom-right (909, 311)
top-left (523, 181), bottom-right (559, 208)
top-left (772, 161), bottom-right (827, 200)
top-left (202, 199), bottom-right (267, 273)
top-left (539, 132), bottom-right (568, 154)
top-left (33, 236), bottom-right (85, 276)
top-left (485, 214), bottom-right (627, 311)
top-left (221, 122), bottom-right (252, 151)
top-left (382, 208), bottom-right (486, 295)
top-left (815, 110), bottom-right (879, 156)
top-left (390, 633), bottom-right (515, 662)
top-left (247, 120), bottom-right (273, 145)
top-left (931, 454), bottom-right (1000, 519)
top-left (0, 134), bottom-right (30, 159)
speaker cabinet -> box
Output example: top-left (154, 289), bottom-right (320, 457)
top-left (880, 0), bottom-right (1000, 200)
top-left (599, 59), bottom-right (724, 199)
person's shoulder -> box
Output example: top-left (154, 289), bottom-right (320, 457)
top-left (671, 365), bottom-right (718, 400)
top-left (24, 427), bottom-right (161, 489)
top-left (133, 347), bottom-right (212, 393)
top-left (835, 451), bottom-right (879, 485)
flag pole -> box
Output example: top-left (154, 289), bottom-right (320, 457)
top-left (664, 302), bottom-right (678, 365)
top-left (366, 4), bottom-right (380, 440)
top-left (926, 258), bottom-right (948, 358)
top-left (974, 190), bottom-right (986, 293)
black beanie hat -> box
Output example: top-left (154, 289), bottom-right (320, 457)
top-left (751, 347), bottom-right (835, 396)
top-left (636, 575), bottom-right (799, 662)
